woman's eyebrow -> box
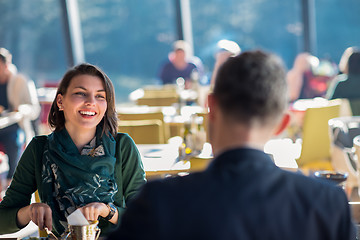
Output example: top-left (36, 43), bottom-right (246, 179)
top-left (74, 86), bottom-right (105, 92)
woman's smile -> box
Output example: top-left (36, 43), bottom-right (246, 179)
top-left (57, 74), bottom-right (107, 133)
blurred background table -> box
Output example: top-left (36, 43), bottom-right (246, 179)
top-left (137, 143), bottom-right (190, 180)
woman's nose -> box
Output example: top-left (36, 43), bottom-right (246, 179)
top-left (85, 95), bottom-right (96, 105)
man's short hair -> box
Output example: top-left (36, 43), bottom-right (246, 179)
top-left (213, 50), bottom-right (288, 126)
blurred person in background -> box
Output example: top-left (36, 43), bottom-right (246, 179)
top-left (209, 39), bottom-right (241, 89)
top-left (201, 39), bottom-right (241, 108)
top-left (158, 40), bottom-right (204, 89)
top-left (327, 47), bottom-right (360, 115)
top-left (200, 39), bottom-right (240, 108)
top-left (0, 47), bottom-right (40, 190)
top-left (287, 52), bottom-right (337, 102)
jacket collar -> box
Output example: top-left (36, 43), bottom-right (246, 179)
top-left (207, 147), bottom-right (277, 174)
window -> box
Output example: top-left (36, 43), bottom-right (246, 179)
top-left (0, 0), bottom-right (67, 87)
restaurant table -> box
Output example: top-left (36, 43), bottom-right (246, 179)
top-left (137, 143), bottom-right (190, 179)
top-left (138, 138), bottom-right (300, 180)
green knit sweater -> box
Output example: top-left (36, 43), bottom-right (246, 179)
top-left (0, 133), bottom-right (146, 236)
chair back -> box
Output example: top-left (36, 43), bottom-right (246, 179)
top-left (118, 119), bottom-right (165, 144)
top-left (136, 86), bottom-right (179, 106)
top-left (136, 96), bottom-right (179, 106)
top-left (297, 100), bottom-right (342, 168)
top-left (188, 156), bottom-right (212, 173)
top-left (34, 190), bottom-right (48, 237)
top-left (118, 111), bottom-right (169, 142)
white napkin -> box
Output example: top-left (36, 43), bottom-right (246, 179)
top-left (67, 209), bottom-right (89, 226)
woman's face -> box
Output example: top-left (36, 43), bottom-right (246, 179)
top-left (56, 74), bottom-right (107, 133)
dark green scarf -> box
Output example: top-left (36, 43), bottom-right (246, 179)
top-left (41, 127), bottom-right (118, 235)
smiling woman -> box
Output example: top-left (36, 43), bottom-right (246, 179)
top-left (0, 63), bottom-right (146, 238)
top-left (56, 74), bottom-right (108, 148)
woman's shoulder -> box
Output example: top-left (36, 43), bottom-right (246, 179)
top-left (114, 133), bottom-right (139, 160)
top-left (32, 135), bottom-right (49, 143)
top-left (27, 135), bottom-right (49, 151)
top-left (115, 132), bottom-right (134, 144)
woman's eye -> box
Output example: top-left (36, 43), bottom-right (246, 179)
top-left (96, 94), bottom-right (106, 99)
top-left (75, 92), bottom-right (86, 96)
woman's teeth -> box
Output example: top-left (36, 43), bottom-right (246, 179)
top-left (80, 111), bottom-right (96, 116)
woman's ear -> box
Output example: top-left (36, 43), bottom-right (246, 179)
top-left (56, 94), bottom-right (63, 110)
top-left (273, 112), bottom-right (291, 136)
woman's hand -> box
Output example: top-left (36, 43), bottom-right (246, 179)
top-left (79, 202), bottom-right (119, 224)
top-left (78, 202), bottom-right (108, 222)
top-left (17, 203), bottom-right (52, 231)
top-left (29, 203), bottom-right (52, 230)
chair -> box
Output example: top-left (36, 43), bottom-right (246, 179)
top-left (34, 190), bottom-right (47, 237)
top-left (118, 119), bottom-right (165, 144)
top-left (136, 97), bottom-right (179, 106)
top-left (328, 116), bottom-right (360, 197)
top-left (187, 156), bottom-right (212, 173)
top-left (118, 112), bottom-right (170, 142)
top-left (134, 86), bottom-right (180, 106)
top-left (297, 100), bottom-right (342, 172)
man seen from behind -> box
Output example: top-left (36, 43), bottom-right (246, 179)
top-left (108, 50), bottom-right (356, 240)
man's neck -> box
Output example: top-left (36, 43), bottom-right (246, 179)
top-left (211, 123), bottom-right (272, 158)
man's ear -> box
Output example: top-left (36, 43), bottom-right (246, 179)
top-left (273, 112), bottom-right (290, 136)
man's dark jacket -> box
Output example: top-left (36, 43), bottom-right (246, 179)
top-left (108, 148), bottom-right (356, 240)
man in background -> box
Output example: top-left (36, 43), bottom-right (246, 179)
top-left (109, 50), bottom-right (355, 240)
top-left (158, 40), bottom-right (204, 89)
top-left (0, 48), bottom-right (40, 191)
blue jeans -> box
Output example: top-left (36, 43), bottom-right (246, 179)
top-left (0, 124), bottom-right (24, 180)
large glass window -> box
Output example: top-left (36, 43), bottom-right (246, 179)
top-left (315, 0), bottom-right (360, 63)
top-left (1, 0), bottom-right (360, 104)
top-left (190, 0), bottom-right (302, 71)
top-left (0, 0), bottom-right (67, 87)
top-left (77, 0), bottom-right (177, 103)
